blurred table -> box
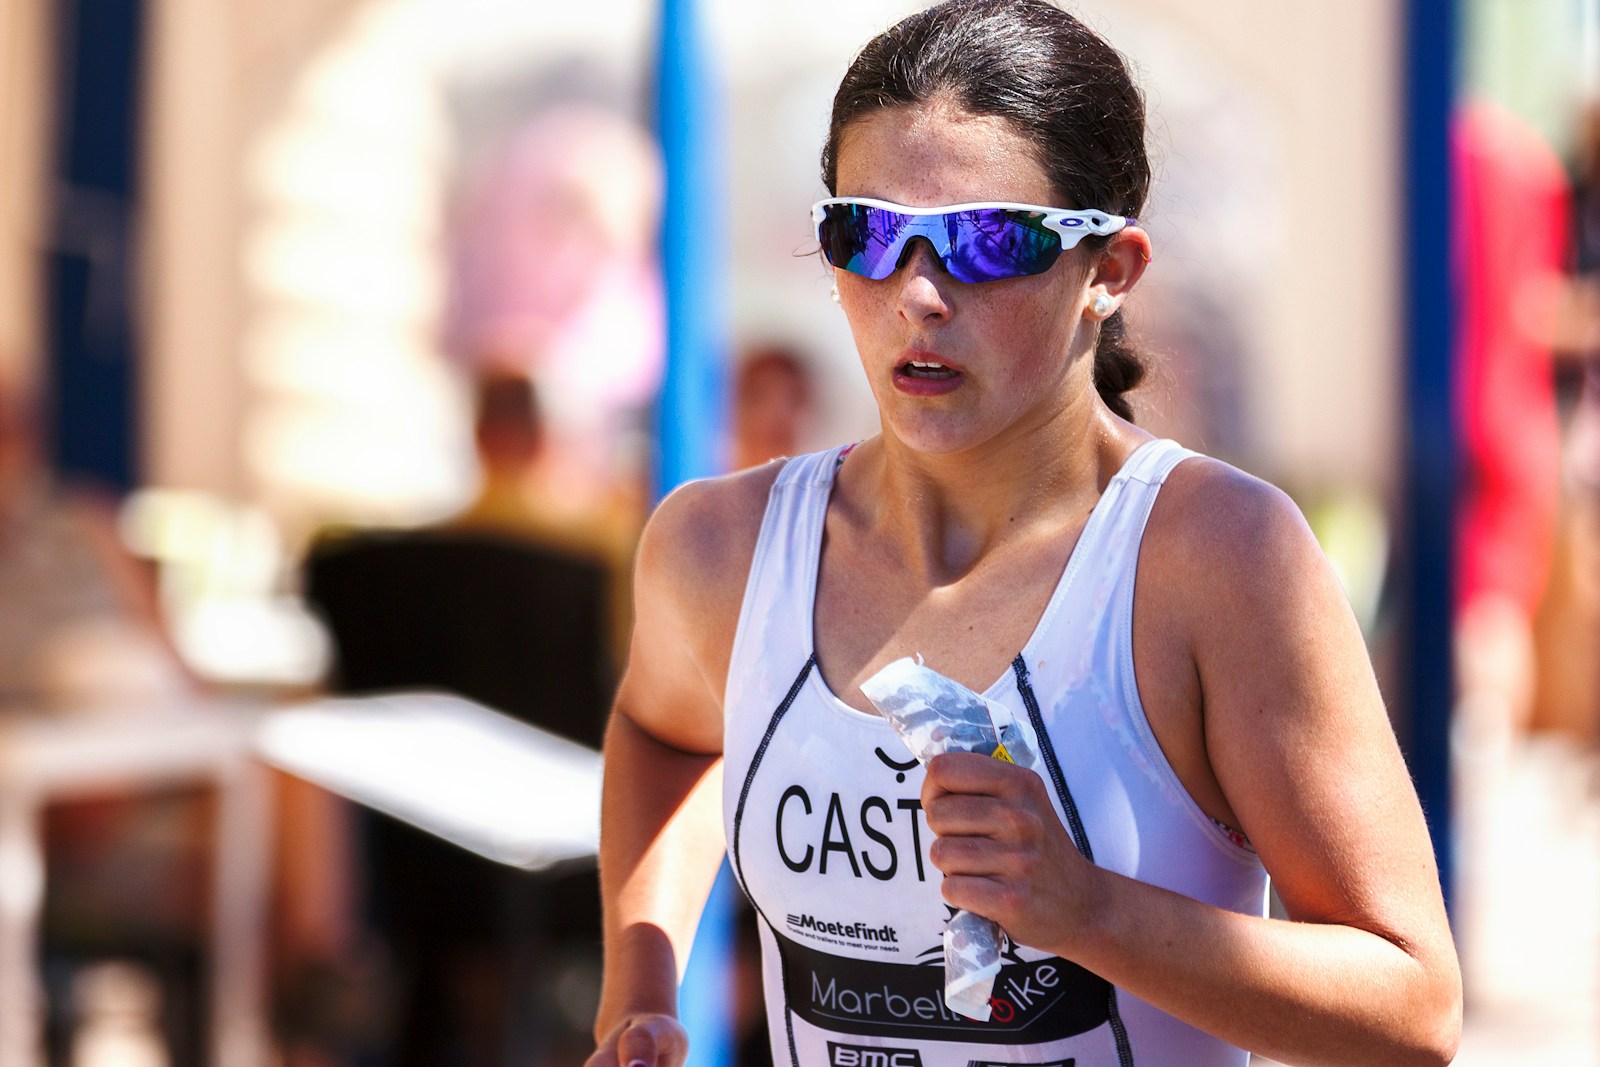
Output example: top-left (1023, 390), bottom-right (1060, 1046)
top-left (0, 703), bottom-right (271, 1067)
top-left (256, 690), bottom-right (601, 871)
top-left (257, 691), bottom-right (603, 1066)
top-left (0, 691), bottom-right (603, 1067)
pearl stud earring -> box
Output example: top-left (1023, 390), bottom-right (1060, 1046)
top-left (1092, 293), bottom-right (1114, 317)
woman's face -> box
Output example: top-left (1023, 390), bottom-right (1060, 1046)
top-left (832, 102), bottom-right (1104, 458)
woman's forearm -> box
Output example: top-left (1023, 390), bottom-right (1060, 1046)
top-left (593, 710), bottom-right (728, 1041)
top-left (926, 753), bottom-right (1460, 1067)
top-left (1065, 867), bottom-right (1461, 1067)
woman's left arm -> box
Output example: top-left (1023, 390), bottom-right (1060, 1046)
top-left (924, 467), bottom-right (1462, 1067)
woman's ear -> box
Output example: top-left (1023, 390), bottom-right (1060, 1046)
top-left (1084, 227), bottom-right (1152, 318)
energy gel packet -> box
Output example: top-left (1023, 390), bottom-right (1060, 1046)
top-left (858, 655), bottom-right (1038, 1022)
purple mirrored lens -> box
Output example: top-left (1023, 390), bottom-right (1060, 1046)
top-left (944, 209), bottom-right (1060, 283)
top-left (820, 203), bottom-right (909, 279)
top-left (820, 204), bottom-right (1062, 282)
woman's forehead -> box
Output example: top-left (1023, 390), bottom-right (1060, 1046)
top-left (833, 103), bottom-right (1055, 206)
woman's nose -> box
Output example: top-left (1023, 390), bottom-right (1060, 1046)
top-left (894, 239), bottom-right (953, 320)
top-left (894, 236), bottom-right (946, 277)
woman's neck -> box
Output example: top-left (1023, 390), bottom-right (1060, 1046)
top-left (844, 400), bottom-right (1141, 583)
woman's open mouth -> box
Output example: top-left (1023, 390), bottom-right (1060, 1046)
top-left (899, 359), bottom-right (959, 380)
top-left (892, 356), bottom-right (964, 395)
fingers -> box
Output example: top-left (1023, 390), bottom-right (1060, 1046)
top-left (615, 1022), bottom-right (658, 1067)
top-left (923, 751), bottom-right (1043, 802)
top-left (922, 755), bottom-right (1050, 841)
top-left (617, 1016), bottom-right (685, 1067)
top-left (585, 1033), bottom-right (621, 1067)
top-left (923, 791), bottom-right (1006, 836)
top-left (920, 755), bottom-right (1066, 883)
top-left (592, 1014), bottom-right (689, 1067)
top-left (927, 808), bottom-right (1059, 897)
top-left (940, 871), bottom-right (1011, 916)
top-left (929, 827), bottom-right (1010, 874)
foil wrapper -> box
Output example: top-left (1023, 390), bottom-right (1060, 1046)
top-left (859, 656), bottom-right (1038, 1021)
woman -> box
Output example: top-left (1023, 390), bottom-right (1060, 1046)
top-left (589, 2), bottom-right (1461, 1065)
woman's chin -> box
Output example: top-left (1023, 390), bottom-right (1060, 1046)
top-left (880, 417), bottom-right (994, 459)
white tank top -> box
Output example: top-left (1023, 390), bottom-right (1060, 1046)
top-left (722, 440), bottom-right (1269, 1067)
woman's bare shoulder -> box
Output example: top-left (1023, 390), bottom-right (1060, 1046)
top-left (1146, 453), bottom-right (1322, 583)
top-left (1136, 451), bottom-right (1350, 689)
top-left (636, 460), bottom-right (786, 606)
top-left (615, 461), bottom-right (788, 753)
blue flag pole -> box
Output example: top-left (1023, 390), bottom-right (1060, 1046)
top-left (653, 2), bottom-right (734, 1066)
top-left (654, 0), bottom-right (729, 494)
top-left (1400, 0), bottom-right (1458, 916)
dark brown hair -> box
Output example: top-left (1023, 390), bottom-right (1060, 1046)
top-left (822, 0), bottom-right (1150, 420)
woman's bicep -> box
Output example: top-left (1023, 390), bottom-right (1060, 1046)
top-left (1190, 484), bottom-right (1450, 949)
top-left (610, 468), bottom-right (776, 756)
top-left (611, 506), bottom-right (725, 754)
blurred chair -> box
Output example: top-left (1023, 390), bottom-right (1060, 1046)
top-left (0, 370), bottom-right (217, 1067)
top-left (305, 530), bottom-right (610, 749)
top-left (303, 527), bottom-right (610, 1067)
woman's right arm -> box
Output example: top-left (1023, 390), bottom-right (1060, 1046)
top-left (588, 470), bottom-right (775, 1067)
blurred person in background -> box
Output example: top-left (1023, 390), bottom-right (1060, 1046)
top-left (1568, 100), bottom-right (1600, 704)
top-left (728, 343), bottom-right (817, 472)
top-left (1557, 362), bottom-right (1600, 735)
top-left (1452, 100), bottom-right (1567, 760)
top-left (1535, 99), bottom-right (1600, 752)
top-left (445, 364), bottom-right (639, 664)
top-left (452, 368), bottom-right (555, 532)
top-left (589, 2), bottom-right (1460, 1066)
top-left (303, 368), bottom-right (616, 1067)
top-left (1449, 99), bottom-right (1576, 1002)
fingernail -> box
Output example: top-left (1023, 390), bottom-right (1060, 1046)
top-left (627, 1061), bottom-right (648, 1067)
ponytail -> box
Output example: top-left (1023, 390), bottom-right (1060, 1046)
top-left (1092, 310), bottom-right (1145, 422)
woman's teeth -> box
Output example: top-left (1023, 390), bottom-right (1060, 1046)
top-left (904, 360), bottom-right (956, 379)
